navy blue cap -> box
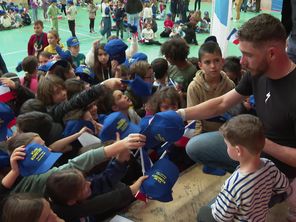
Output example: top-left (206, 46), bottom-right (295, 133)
top-left (123, 52), bottom-right (148, 68)
top-left (140, 110), bottom-right (185, 150)
top-left (63, 120), bottom-right (95, 138)
top-left (38, 60), bottom-right (68, 72)
top-left (75, 65), bottom-right (96, 84)
top-left (121, 75), bottom-right (152, 97)
top-left (99, 112), bottom-right (141, 142)
top-left (104, 39), bottom-right (128, 64)
top-left (141, 158), bottom-right (179, 202)
top-left (67, 36), bottom-right (80, 47)
top-left (19, 143), bottom-right (62, 176)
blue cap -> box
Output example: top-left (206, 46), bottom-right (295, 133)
top-left (105, 6), bottom-right (110, 15)
top-left (249, 95), bottom-right (255, 107)
top-left (51, 0), bottom-right (57, 3)
top-left (63, 120), bottom-right (95, 137)
top-left (141, 158), bottom-right (179, 202)
top-left (140, 110), bottom-right (184, 150)
top-left (99, 112), bottom-right (141, 142)
top-left (19, 143), bottom-right (62, 176)
top-left (104, 39), bottom-right (128, 64)
top-left (75, 65), bottom-right (96, 84)
top-left (0, 10), bottom-right (6, 15)
top-left (124, 52), bottom-right (148, 68)
top-left (56, 45), bottom-right (72, 60)
top-left (0, 103), bottom-right (15, 142)
top-left (38, 60), bottom-right (68, 72)
top-left (67, 0), bottom-right (74, 4)
top-left (121, 75), bottom-right (152, 97)
top-left (0, 150), bottom-right (10, 168)
top-left (67, 36), bottom-right (80, 47)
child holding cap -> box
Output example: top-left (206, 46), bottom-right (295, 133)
top-left (0, 130), bottom-right (146, 218)
top-left (66, 36), bottom-right (85, 67)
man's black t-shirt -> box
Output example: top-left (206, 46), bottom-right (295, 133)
top-left (235, 69), bottom-right (296, 178)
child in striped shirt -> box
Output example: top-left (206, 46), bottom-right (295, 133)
top-left (198, 114), bottom-right (290, 222)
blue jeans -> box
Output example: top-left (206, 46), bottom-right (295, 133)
top-left (127, 13), bottom-right (140, 36)
top-left (101, 17), bottom-right (111, 38)
top-left (186, 131), bottom-right (238, 173)
top-left (32, 8), bottom-right (38, 22)
top-left (287, 35), bottom-right (296, 64)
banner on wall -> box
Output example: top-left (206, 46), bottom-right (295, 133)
top-left (210, 0), bottom-right (233, 56)
top-left (271, 0), bottom-right (283, 11)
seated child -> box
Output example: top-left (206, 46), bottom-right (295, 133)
top-left (197, 114), bottom-right (290, 222)
top-left (169, 21), bottom-right (184, 38)
top-left (141, 23), bottom-right (161, 45)
top-left (183, 22), bottom-right (198, 45)
top-left (160, 13), bottom-right (174, 38)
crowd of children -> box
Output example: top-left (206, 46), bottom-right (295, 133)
top-left (0, 2), bottom-right (31, 30)
top-left (0, 3), bottom-right (295, 222)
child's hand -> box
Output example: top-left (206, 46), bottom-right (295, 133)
top-left (92, 121), bottom-right (103, 135)
top-left (129, 175), bottom-right (148, 195)
top-left (101, 77), bottom-right (124, 90)
top-left (92, 40), bottom-right (100, 49)
top-left (121, 133), bottom-right (146, 150)
top-left (10, 145), bottom-right (26, 175)
top-left (78, 127), bottom-right (93, 136)
top-left (0, 78), bottom-right (16, 89)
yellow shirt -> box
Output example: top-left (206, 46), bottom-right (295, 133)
top-left (44, 43), bottom-right (64, 55)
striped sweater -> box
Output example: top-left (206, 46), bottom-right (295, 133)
top-left (212, 158), bottom-right (289, 222)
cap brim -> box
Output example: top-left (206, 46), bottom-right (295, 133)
top-left (69, 42), bottom-right (80, 47)
top-left (34, 152), bottom-right (62, 175)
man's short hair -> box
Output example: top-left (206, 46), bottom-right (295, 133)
top-left (238, 13), bottom-right (287, 46)
top-left (219, 114), bottom-right (265, 155)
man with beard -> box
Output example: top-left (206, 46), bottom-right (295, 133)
top-left (179, 13), bottom-right (296, 180)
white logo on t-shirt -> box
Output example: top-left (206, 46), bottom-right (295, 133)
top-left (265, 92), bottom-right (271, 103)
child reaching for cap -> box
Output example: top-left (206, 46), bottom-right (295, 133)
top-left (197, 114), bottom-right (291, 222)
top-left (45, 144), bottom-right (147, 221)
top-left (0, 129), bottom-right (146, 197)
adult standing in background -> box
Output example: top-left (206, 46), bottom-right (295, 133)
top-left (125, 0), bottom-right (143, 37)
top-left (234, 0), bottom-right (243, 22)
top-left (194, 0), bottom-right (201, 11)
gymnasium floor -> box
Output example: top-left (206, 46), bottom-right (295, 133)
top-left (0, 2), bottom-right (281, 73)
